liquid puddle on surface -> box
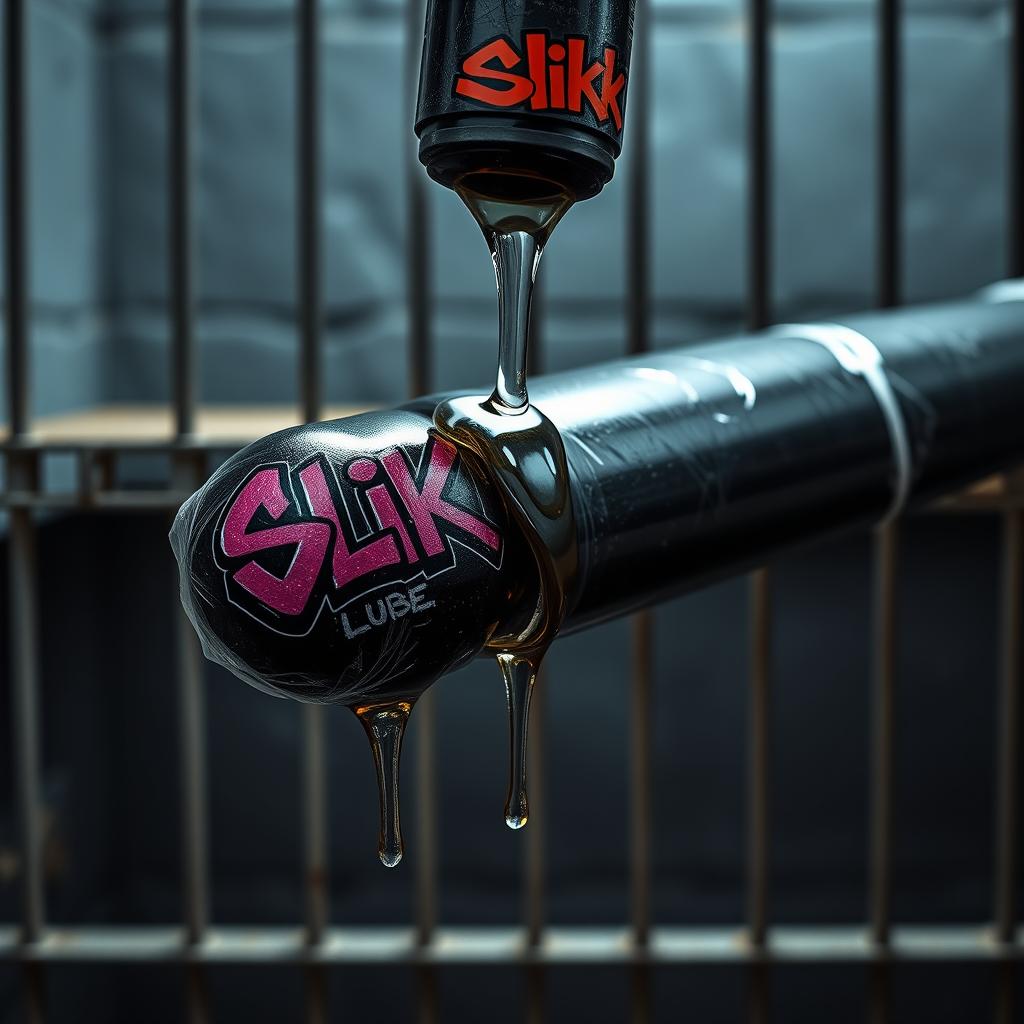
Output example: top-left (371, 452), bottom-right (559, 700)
top-left (434, 167), bottom-right (579, 832)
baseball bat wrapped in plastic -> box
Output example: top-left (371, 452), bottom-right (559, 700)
top-left (171, 286), bottom-right (1024, 864)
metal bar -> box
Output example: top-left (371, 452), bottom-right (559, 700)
top-left (996, 0), bottom-right (1024, 1006)
top-left (303, 705), bottom-right (329, 945)
top-left (629, 610), bottom-right (653, 1024)
top-left (525, 669), bottom-right (546, 948)
top-left (3, 17), bottom-right (42, 1009)
top-left (414, 691), bottom-right (438, 948)
top-left (626, 12), bottom-right (653, 1007)
top-left (629, 613), bottom-right (653, 948)
top-left (170, 0), bottom-right (197, 436)
top-left (1009, 0), bottom-right (1023, 277)
top-left (870, 6), bottom-right (902, 1016)
top-left (297, 7), bottom-right (330, 1020)
top-left (8, 475), bottom-right (44, 943)
top-left (747, 0), bottom-right (771, 335)
top-left (169, 4), bottom-right (207, 1019)
top-left (868, 523), bottom-right (897, 948)
top-left (405, 4), bottom-right (437, 1021)
top-left (172, 452), bottom-right (209, 1024)
top-left (748, 568), bottom-right (771, 949)
top-left (877, 0), bottom-right (901, 308)
top-left (177, 583), bottom-right (209, 948)
top-left (5, 0), bottom-right (30, 437)
top-left (746, 14), bottom-right (773, 1024)
top-left (405, 0), bottom-right (431, 400)
top-left (994, 508), bottom-right (1021, 946)
top-left (627, 0), bottom-right (650, 361)
top-left (525, 672), bottom-right (546, 1024)
top-left (298, 0), bottom-right (323, 424)
top-left (3, 924), bottom-right (1023, 965)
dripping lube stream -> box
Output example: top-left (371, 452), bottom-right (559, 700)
top-left (350, 170), bottom-right (578, 867)
top-left (434, 169), bottom-right (579, 830)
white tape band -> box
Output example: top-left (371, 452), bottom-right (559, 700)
top-left (773, 322), bottom-right (912, 522)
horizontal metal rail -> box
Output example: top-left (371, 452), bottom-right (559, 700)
top-left (0, 925), bottom-right (1021, 966)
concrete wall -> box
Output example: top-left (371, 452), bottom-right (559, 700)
top-left (1, 0), bottom-right (1012, 419)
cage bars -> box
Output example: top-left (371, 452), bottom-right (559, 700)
top-left (1, 1), bottom-right (1023, 1023)
top-left (402, 0), bottom-right (440, 1019)
top-left (745, 0), bottom-right (773, 1019)
top-left (169, 5), bottom-right (211, 1023)
top-left (5, 2), bottom-right (45, 1022)
top-left (626, 2), bottom-right (653, 1022)
top-left (867, 0), bottom-right (903, 1019)
top-left (994, 0), bottom-right (1024, 1019)
top-left (296, 5), bottom-right (331, 1021)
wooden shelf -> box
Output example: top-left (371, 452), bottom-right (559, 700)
top-left (1, 403), bottom-right (373, 446)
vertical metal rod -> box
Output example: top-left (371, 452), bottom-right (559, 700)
top-left (525, 670), bottom-right (546, 948)
top-left (5, 0), bottom-right (29, 437)
top-left (298, 0), bottom-right (323, 424)
top-left (170, 5), bottom-right (207, 1018)
top-left (745, 9), bottom-right (772, 1024)
top-left (298, 7), bottom-right (329, 1018)
top-left (627, 0), bottom-right (650, 361)
top-left (303, 701), bottom-right (329, 944)
top-left (996, 4), bottom-right (1024, 1009)
top-left (629, 613), bottom-right (653, 948)
top-left (525, 671), bottom-right (546, 1024)
top-left (405, 2), bottom-right (437, 1020)
top-left (629, 611), bottom-right (653, 1024)
top-left (625, 6), bottom-right (653, 1018)
top-left (868, 522), bottom-right (897, 948)
top-left (405, 0), bottom-right (431, 401)
top-left (415, 690), bottom-right (438, 948)
top-left (994, 509), bottom-right (1021, 944)
top-left (170, 0), bottom-right (197, 436)
top-left (5, 6), bottom-right (44, 1018)
top-left (870, 2), bottom-right (902, 1014)
top-left (9, 495), bottom-right (44, 945)
top-left (176, 504), bottom-right (209, 951)
top-left (1011, 0), bottom-right (1023, 278)
top-left (748, 568), bottom-right (771, 949)
top-left (877, 0), bottom-right (901, 308)
top-left (175, 531), bottom-right (210, 1024)
top-left (747, 0), bottom-right (772, 336)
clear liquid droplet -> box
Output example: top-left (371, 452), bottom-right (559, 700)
top-left (355, 701), bottom-right (410, 868)
top-left (497, 652), bottom-right (538, 830)
top-left (439, 169), bottom-right (578, 832)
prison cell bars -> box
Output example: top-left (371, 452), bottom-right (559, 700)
top-left (627, 4), bottom-right (653, 1024)
top-left (401, 0), bottom-right (443, 1019)
top-left (296, 0), bottom-right (331, 1021)
top-left (5, 1), bottom-right (45, 1022)
top-left (997, 0), bottom-right (1024, 1020)
top-left (865, 0), bottom-right (902, 1019)
top-left (2, 1), bottom-right (1024, 1023)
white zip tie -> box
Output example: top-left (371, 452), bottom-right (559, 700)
top-left (773, 322), bottom-right (912, 522)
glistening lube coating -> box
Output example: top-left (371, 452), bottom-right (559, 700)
top-left (169, 413), bottom-right (527, 865)
top-left (416, 0), bottom-right (637, 832)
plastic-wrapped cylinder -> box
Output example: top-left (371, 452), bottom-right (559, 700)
top-left (171, 291), bottom-right (1024, 699)
top-left (170, 411), bottom-right (531, 707)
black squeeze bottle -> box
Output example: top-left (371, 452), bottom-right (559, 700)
top-left (415, 0), bottom-right (637, 202)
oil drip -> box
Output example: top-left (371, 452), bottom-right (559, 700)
top-left (355, 701), bottom-right (411, 867)
top-left (434, 168), bottom-right (579, 829)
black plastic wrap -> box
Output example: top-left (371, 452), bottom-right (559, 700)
top-left (172, 289), bottom-right (1024, 700)
top-left (533, 294), bottom-right (1024, 630)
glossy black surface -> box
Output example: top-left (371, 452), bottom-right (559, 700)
top-left (174, 294), bottom-right (1024, 699)
top-left (170, 411), bottom-right (527, 706)
top-left (415, 0), bottom-right (636, 197)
